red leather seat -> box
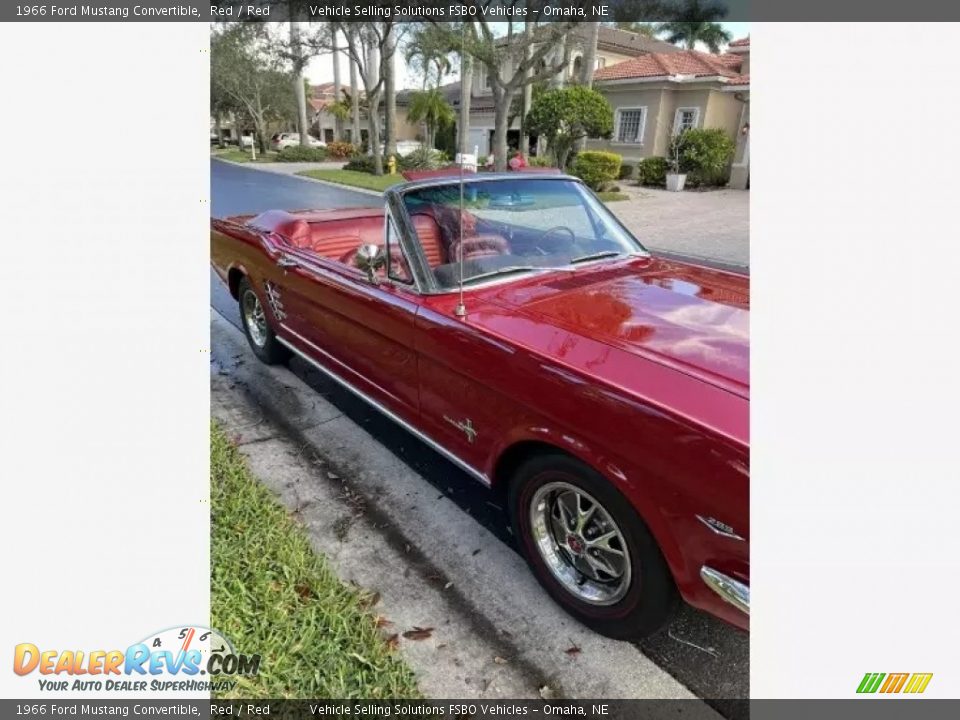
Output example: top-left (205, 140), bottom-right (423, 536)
top-left (281, 216), bottom-right (385, 260)
top-left (410, 214), bottom-right (445, 267)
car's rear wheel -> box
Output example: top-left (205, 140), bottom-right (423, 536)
top-left (509, 453), bottom-right (678, 639)
top-left (238, 277), bottom-right (288, 365)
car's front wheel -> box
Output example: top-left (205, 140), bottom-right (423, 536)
top-left (509, 453), bottom-right (678, 639)
top-left (238, 277), bottom-right (288, 365)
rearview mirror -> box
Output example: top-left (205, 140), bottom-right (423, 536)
top-left (354, 243), bottom-right (385, 284)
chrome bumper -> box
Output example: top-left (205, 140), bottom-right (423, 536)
top-left (700, 566), bottom-right (750, 616)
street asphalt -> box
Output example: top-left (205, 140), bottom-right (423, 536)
top-left (210, 158), bottom-right (749, 714)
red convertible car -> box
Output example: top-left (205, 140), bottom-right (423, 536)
top-left (211, 173), bottom-right (748, 638)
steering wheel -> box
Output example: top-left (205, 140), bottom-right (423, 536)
top-left (536, 225), bottom-right (577, 253)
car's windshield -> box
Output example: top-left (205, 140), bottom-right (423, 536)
top-left (401, 178), bottom-right (647, 290)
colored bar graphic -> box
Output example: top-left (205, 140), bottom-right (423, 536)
top-left (856, 673), bottom-right (885, 693)
top-left (904, 673), bottom-right (933, 694)
top-left (857, 672), bottom-right (932, 694)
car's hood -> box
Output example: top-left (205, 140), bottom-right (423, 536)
top-left (486, 256), bottom-right (749, 395)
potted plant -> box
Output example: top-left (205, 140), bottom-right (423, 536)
top-left (665, 133), bottom-right (686, 192)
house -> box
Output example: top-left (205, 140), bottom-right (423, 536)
top-left (311, 81), bottom-right (422, 149)
top-left (449, 25), bottom-right (681, 157)
top-left (587, 37), bottom-right (750, 188)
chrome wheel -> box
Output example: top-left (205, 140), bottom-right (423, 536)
top-left (242, 289), bottom-right (268, 348)
top-left (529, 481), bottom-right (632, 606)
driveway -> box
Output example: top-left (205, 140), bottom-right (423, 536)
top-left (608, 186), bottom-right (749, 271)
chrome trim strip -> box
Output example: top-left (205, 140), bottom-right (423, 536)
top-left (700, 566), bottom-right (750, 616)
top-left (695, 514), bottom-right (746, 542)
top-left (276, 327), bottom-right (491, 487)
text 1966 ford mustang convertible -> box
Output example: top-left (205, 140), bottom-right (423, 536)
top-left (211, 172), bottom-right (748, 638)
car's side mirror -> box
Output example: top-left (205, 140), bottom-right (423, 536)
top-left (354, 243), bottom-right (385, 284)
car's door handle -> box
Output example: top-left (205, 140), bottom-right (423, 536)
top-left (277, 255), bottom-right (299, 269)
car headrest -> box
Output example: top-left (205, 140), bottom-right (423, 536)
top-left (450, 234), bottom-right (510, 262)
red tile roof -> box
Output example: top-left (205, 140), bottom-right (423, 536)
top-left (727, 74), bottom-right (750, 87)
top-left (593, 50), bottom-right (743, 82)
top-left (729, 36), bottom-right (750, 47)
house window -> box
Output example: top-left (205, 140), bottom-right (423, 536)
top-left (615, 108), bottom-right (646, 144)
top-left (595, 57), bottom-right (606, 69)
top-left (674, 107), bottom-right (700, 134)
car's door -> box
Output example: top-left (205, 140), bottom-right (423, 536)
top-left (270, 215), bottom-right (422, 421)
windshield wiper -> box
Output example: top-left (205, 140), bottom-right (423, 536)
top-left (569, 250), bottom-right (623, 265)
top-left (462, 265), bottom-right (573, 285)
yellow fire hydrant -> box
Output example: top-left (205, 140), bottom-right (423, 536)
top-left (387, 155), bottom-right (397, 175)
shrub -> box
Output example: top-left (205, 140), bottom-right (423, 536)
top-left (618, 163), bottom-right (635, 181)
top-left (638, 156), bottom-right (668, 186)
top-left (275, 145), bottom-right (328, 162)
top-left (528, 155), bottom-right (554, 168)
top-left (669, 128), bottom-right (735, 186)
top-left (326, 141), bottom-right (356, 160)
top-left (572, 151), bottom-right (622, 191)
top-left (343, 155), bottom-right (377, 173)
top-left (398, 147), bottom-right (447, 171)
top-left (527, 86), bottom-right (614, 169)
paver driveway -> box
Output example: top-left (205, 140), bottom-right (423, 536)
top-left (609, 186), bottom-right (749, 270)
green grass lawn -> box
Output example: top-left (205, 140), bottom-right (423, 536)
top-left (211, 147), bottom-right (278, 164)
top-left (596, 191), bottom-right (630, 202)
top-left (210, 421), bottom-right (420, 699)
top-left (297, 169), bottom-right (405, 192)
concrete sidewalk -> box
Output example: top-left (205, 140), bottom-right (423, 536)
top-left (211, 309), bottom-right (718, 710)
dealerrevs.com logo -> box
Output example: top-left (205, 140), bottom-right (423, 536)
top-left (856, 672), bottom-right (933, 695)
top-left (13, 626), bottom-right (260, 693)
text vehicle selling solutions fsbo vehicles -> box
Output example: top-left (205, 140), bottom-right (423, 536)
top-left (210, 171), bottom-right (749, 638)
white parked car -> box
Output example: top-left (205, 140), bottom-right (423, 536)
top-left (271, 132), bottom-right (326, 151)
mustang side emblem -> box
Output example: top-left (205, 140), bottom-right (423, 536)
top-left (696, 515), bottom-right (745, 541)
top-left (443, 416), bottom-right (477, 443)
top-left (264, 281), bottom-right (287, 321)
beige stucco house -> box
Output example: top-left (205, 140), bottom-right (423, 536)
top-left (452, 26), bottom-right (681, 157)
top-left (587, 37), bottom-right (750, 188)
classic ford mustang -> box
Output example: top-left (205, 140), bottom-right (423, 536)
top-left (211, 172), bottom-right (748, 638)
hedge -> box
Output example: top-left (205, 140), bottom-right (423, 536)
top-left (275, 145), bottom-right (328, 162)
top-left (571, 151), bottom-right (622, 191)
top-left (638, 157), bottom-right (669, 187)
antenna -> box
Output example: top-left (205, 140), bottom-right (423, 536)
top-left (454, 22), bottom-right (467, 319)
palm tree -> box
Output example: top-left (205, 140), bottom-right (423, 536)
top-left (613, 21), bottom-right (657, 37)
top-left (655, 0), bottom-right (732, 53)
top-left (406, 88), bottom-right (455, 150)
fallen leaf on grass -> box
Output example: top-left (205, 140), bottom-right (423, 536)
top-left (295, 582), bottom-right (314, 600)
top-left (385, 633), bottom-right (400, 650)
top-left (374, 615), bottom-right (393, 628)
top-left (402, 627), bottom-right (434, 641)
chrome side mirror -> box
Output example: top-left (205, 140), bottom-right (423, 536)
top-left (355, 243), bottom-right (384, 284)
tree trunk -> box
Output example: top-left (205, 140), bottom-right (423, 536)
top-left (520, 20), bottom-right (532, 156)
top-left (215, 114), bottom-right (225, 148)
top-left (290, 21), bottom-right (310, 146)
top-left (457, 51), bottom-right (472, 161)
top-left (349, 54), bottom-right (361, 147)
top-left (368, 89), bottom-right (384, 175)
top-left (332, 27), bottom-right (342, 142)
top-left (492, 87), bottom-right (515, 172)
top-left (383, 25), bottom-right (397, 159)
top-left (581, 22), bottom-right (599, 87)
